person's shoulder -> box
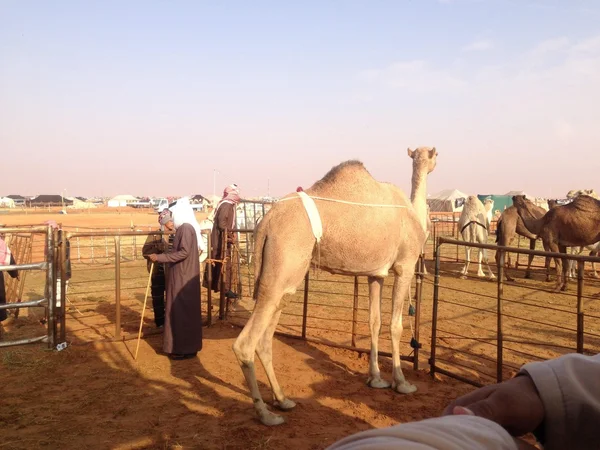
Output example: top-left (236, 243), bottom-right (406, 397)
top-left (179, 223), bottom-right (195, 233)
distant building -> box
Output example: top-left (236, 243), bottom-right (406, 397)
top-left (107, 195), bottom-right (138, 207)
top-left (30, 195), bottom-right (73, 206)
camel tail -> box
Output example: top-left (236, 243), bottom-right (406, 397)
top-left (495, 218), bottom-right (503, 244)
top-left (252, 214), bottom-right (270, 301)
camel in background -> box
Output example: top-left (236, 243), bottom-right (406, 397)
top-left (512, 195), bottom-right (600, 291)
top-left (232, 147), bottom-right (437, 425)
top-left (494, 202), bottom-right (547, 281)
top-left (458, 196), bottom-right (495, 279)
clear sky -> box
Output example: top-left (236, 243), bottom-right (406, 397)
top-left (1, 0), bottom-right (599, 199)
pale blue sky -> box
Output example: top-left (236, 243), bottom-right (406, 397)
top-left (1, 0), bottom-right (599, 199)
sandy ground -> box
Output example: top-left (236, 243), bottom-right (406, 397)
top-left (2, 209), bottom-right (598, 449)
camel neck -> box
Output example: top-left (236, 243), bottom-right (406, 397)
top-left (518, 207), bottom-right (544, 235)
top-left (411, 171), bottom-right (428, 231)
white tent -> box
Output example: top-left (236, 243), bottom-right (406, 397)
top-left (504, 190), bottom-right (528, 197)
top-left (427, 189), bottom-right (469, 212)
top-left (108, 194), bottom-right (138, 207)
top-left (0, 197), bottom-right (15, 208)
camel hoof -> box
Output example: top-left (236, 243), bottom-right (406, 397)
top-left (459, 275), bottom-right (467, 280)
top-left (258, 410), bottom-right (285, 427)
top-left (477, 273), bottom-right (486, 278)
top-left (274, 398), bottom-right (296, 411)
top-left (394, 382), bottom-right (417, 394)
top-left (367, 377), bottom-right (391, 389)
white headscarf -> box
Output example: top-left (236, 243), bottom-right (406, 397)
top-left (169, 197), bottom-right (206, 253)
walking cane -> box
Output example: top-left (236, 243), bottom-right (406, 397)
top-left (135, 262), bottom-right (154, 360)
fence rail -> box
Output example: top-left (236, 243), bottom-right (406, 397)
top-left (0, 226), bottom-right (56, 349)
top-left (430, 236), bottom-right (600, 387)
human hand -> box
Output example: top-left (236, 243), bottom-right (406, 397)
top-left (148, 254), bottom-right (158, 262)
top-left (442, 375), bottom-right (544, 437)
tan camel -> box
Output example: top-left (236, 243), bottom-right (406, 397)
top-left (458, 196), bottom-right (495, 278)
top-left (512, 195), bottom-right (600, 291)
top-left (232, 147), bottom-right (437, 426)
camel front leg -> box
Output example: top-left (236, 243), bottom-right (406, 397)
top-left (366, 277), bottom-right (390, 389)
top-left (255, 309), bottom-right (296, 411)
top-left (461, 246), bottom-right (471, 278)
top-left (477, 247), bottom-right (485, 277)
top-left (390, 269), bottom-right (417, 394)
top-left (559, 245), bottom-right (569, 291)
top-left (232, 296), bottom-right (286, 426)
top-left (482, 248), bottom-right (496, 279)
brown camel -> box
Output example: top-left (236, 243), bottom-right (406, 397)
top-left (512, 195), bottom-right (600, 291)
top-left (495, 202), bottom-right (546, 281)
top-left (232, 147), bottom-right (437, 425)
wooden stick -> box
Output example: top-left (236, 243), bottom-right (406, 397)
top-left (135, 262), bottom-right (154, 360)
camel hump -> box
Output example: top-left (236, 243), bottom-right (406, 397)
top-left (313, 160), bottom-right (369, 188)
top-left (570, 194), bottom-right (600, 212)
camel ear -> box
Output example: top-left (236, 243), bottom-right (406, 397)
top-left (429, 147), bottom-right (437, 158)
top-left (407, 148), bottom-right (415, 158)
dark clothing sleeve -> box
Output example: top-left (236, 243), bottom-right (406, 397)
top-left (216, 203), bottom-right (235, 231)
top-left (142, 233), bottom-right (166, 257)
top-left (520, 352), bottom-right (600, 450)
top-left (7, 254), bottom-right (18, 279)
top-left (143, 233), bottom-right (167, 274)
top-left (155, 227), bottom-right (192, 264)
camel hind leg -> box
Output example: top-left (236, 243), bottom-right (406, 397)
top-left (232, 238), bottom-right (312, 426)
top-left (524, 239), bottom-right (536, 279)
top-left (233, 293), bottom-right (287, 426)
top-left (255, 309), bottom-right (296, 411)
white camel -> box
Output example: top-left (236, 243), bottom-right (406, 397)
top-left (567, 243), bottom-right (600, 279)
top-left (232, 147), bottom-right (437, 426)
top-left (458, 196), bottom-right (495, 279)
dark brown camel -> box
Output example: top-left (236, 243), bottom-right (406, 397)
top-left (495, 204), bottom-right (545, 281)
top-left (512, 195), bottom-right (600, 291)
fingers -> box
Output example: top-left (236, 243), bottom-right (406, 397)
top-left (514, 438), bottom-right (539, 450)
top-left (442, 384), bottom-right (496, 416)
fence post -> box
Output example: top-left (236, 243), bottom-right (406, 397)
top-left (302, 272), bottom-right (309, 339)
top-left (91, 235), bottom-right (95, 263)
top-left (114, 236), bottom-right (121, 339)
top-left (219, 233), bottom-right (227, 320)
top-left (59, 231), bottom-right (67, 343)
top-left (45, 226), bottom-right (55, 349)
top-left (430, 239), bottom-right (441, 379)
top-left (206, 232), bottom-right (212, 326)
top-left (76, 227), bottom-right (81, 262)
top-left (352, 276), bottom-right (359, 347)
top-left (413, 255), bottom-right (424, 371)
top-left (104, 229), bottom-right (108, 260)
top-left (576, 260), bottom-right (585, 353)
top-left (496, 250), bottom-right (505, 383)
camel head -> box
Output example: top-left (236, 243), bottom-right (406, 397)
top-left (407, 146), bottom-right (437, 174)
top-left (548, 199), bottom-right (559, 209)
top-left (512, 194), bottom-right (537, 212)
top-left (483, 198), bottom-right (494, 213)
